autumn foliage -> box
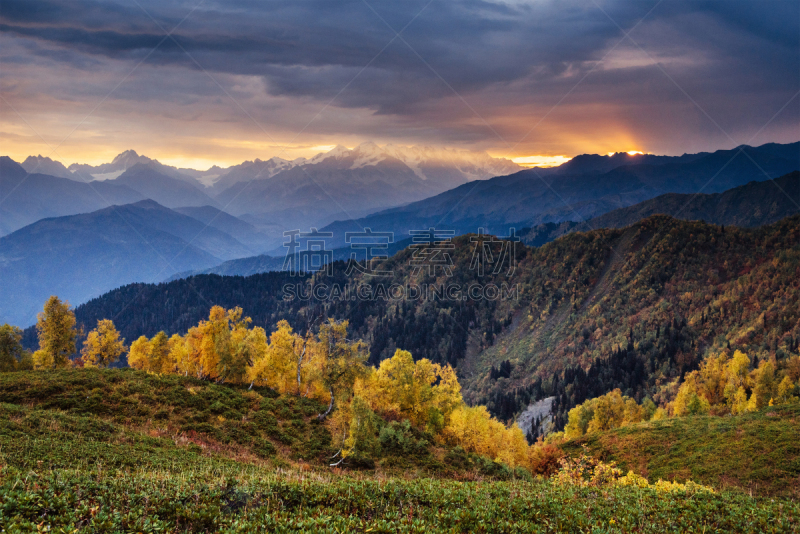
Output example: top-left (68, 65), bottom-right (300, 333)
top-left (561, 349), bottom-right (799, 440)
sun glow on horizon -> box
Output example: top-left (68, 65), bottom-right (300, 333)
top-left (608, 150), bottom-right (647, 156)
top-left (309, 145), bottom-right (339, 153)
top-left (512, 155), bottom-right (572, 168)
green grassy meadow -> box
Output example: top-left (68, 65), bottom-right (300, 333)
top-left (1, 369), bottom-right (798, 533)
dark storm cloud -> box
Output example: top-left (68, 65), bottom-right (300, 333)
top-left (1, 0), bottom-right (798, 155)
top-left (0, 1), bottom-right (641, 107)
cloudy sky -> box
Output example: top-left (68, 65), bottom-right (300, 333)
top-left (1, 0), bottom-right (798, 169)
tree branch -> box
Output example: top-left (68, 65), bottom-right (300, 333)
top-left (318, 387), bottom-right (335, 420)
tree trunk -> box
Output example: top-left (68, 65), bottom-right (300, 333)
top-left (296, 345), bottom-right (306, 395)
top-left (318, 387), bottom-right (335, 420)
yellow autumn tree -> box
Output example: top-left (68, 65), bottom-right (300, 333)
top-left (169, 334), bottom-right (193, 376)
top-left (127, 336), bottom-right (150, 371)
top-left (565, 389), bottom-right (650, 438)
top-left (127, 331), bottom-right (171, 373)
top-left (776, 375), bottom-right (798, 404)
top-left (33, 296), bottom-right (80, 369)
top-left (247, 320), bottom-right (321, 396)
top-left (81, 319), bottom-right (126, 368)
top-left (180, 325), bottom-right (209, 378)
top-left (342, 395), bottom-right (381, 459)
top-left (357, 349), bottom-right (462, 432)
top-left (315, 319), bottom-right (369, 420)
top-left (442, 404), bottom-right (529, 468)
top-left (748, 359), bottom-right (776, 411)
top-left (672, 374), bottom-right (711, 416)
top-left (723, 350), bottom-right (752, 414)
top-left (229, 325), bottom-right (269, 384)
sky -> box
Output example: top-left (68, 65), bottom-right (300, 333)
top-left (1, 0), bottom-right (799, 169)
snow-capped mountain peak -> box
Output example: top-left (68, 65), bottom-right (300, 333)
top-left (308, 145), bottom-right (351, 164)
top-left (301, 141), bottom-right (522, 181)
top-left (111, 149), bottom-right (144, 167)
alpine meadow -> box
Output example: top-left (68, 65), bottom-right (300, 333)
top-left (1, 1), bottom-right (800, 533)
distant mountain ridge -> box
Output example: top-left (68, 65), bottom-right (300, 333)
top-left (0, 156), bottom-right (145, 236)
top-left (163, 168), bottom-right (800, 282)
top-left (214, 149), bottom-right (489, 233)
top-left (8, 144), bottom-right (523, 248)
top-left (172, 205), bottom-right (275, 253)
top-left (3, 140), bottom-right (798, 294)
top-left (520, 171), bottom-right (800, 245)
top-left (531, 151), bottom-right (707, 176)
top-left (168, 171), bottom-right (800, 282)
top-left (20, 155), bottom-right (74, 179)
top-left (29, 143), bottom-right (520, 194)
top-left (111, 164), bottom-right (217, 208)
top-left (68, 150), bottom-right (205, 187)
top-left (194, 142), bottom-right (522, 194)
top-left (0, 200), bottom-right (255, 326)
top-left (315, 141), bottom-right (800, 249)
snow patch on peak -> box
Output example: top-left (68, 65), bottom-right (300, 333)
top-left (349, 142), bottom-right (389, 169)
top-left (299, 141), bottom-right (524, 180)
top-left (309, 145), bottom-right (351, 164)
top-left (370, 143), bottom-right (521, 181)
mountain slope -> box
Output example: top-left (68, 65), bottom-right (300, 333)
top-left (173, 205), bottom-right (273, 253)
top-left (97, 200), bottom-right (253, 260)
top-left (0, 156), bottom-right (145, 236)
top-left (591, 171), bottom-right (800, 229)
top-left (520, 171), bottom-right (800, 246)
top-left (318, 167), bottom-right (654, 249)
top-left (605, 142), bottom-right (800, 194)
top-left (110, 164), bottom-right (217, 208)
top-left (20, 155), bottom-right (74, 180)
top-left (0, 200), bottom-right (262, 326)
top-left (168, 237), bottom-right (415, 279)
top-left (216, 155), bottom-right (455, 227)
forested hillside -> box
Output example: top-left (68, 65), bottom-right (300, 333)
top-left (44, 215), bottom-right (800, 428)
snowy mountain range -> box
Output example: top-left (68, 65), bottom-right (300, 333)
top-left (6, 143), bottom-right (522, 249)
top-left (22, 143), bottom-right (521, 193)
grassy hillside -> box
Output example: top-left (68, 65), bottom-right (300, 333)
top-left (1, 369), bottom-right (798, 532)
top-left (0, 369), bottom-right (524, 480)
top-left (559, 403), bottom-right (800, 498)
